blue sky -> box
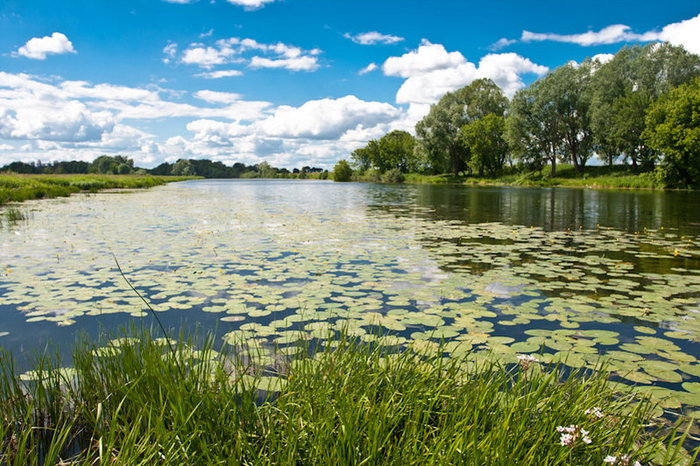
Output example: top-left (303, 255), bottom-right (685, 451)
top-left (1, 0), bottom-right (699, 169)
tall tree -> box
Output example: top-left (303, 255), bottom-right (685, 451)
top-left (643, 78), bottom-right (700, 187)
top-left (415, 78), bottom-right (508, 175)
top-left (590, 43), bottom-right (700, 169)
top-left (506, 79), bottom-right (561, 176)
top-left (460, 114), bottom-right (508, 176)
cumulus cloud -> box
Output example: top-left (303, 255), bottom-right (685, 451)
top-left (162, 42), bottom-right (178, 64)
top-left (0, 144), bottom-right (14, 151)
top-left (384, 40), bottom-right (547, 106)
top-left (359, 63), bottom-right (378, 75)
top-left (177, 37), bottom-right (321, 72)
top-left (14, 32), bottom-right (76, 60)
top-left (344, 32), bottom-right (404, 45)
top-left (658, 13), bottom-right (700, 55)
top-left (519, 13), bottom-right (700, 56)
top-left (258, 96), bottom-right (400, 139)
top-left (383, 40), bottom-right (465, 78)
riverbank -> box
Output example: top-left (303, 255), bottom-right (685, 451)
top-left (1, 330), bottom-right (695, 464)
top-left (399, 165), bottom-right (663, 190)
top-left (0, 174), bottom-right (198, 205)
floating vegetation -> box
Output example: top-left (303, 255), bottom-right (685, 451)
top-left (1, 180), bottom-right (700, 430)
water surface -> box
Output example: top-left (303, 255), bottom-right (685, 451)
top-left (1, 180), bottom-right (699, 417)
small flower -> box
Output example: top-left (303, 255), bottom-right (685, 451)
top-left (585, 406), bottom-right (604, 418)
top-left (517, 354), bottom-right (539, 370)
top-left (560, 433), bottom-right (574, 446)
top-left (556, 424), bottom-right (591, 448)
top-left (604, 456), bottom-right (618, 464)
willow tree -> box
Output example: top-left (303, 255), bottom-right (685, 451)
top-left (590, 43), bottom-right (700, 169)
top-left (415, 78), bottom-right (508, 175)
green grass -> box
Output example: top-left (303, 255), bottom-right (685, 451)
top-left (402, 165), bottom-right (664, 190)
top-left (0, 330), bottom-right (696, 464)
top-left (0, 174), bottom-right (198, 205)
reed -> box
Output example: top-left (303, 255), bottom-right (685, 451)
top-left (0, 329), bottom-right (696, 464)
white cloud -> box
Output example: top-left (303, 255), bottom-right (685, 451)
top-left (359, 63), bottom-right (378, 75)
top-left (344, 32), bottom-right (404, 45)
top-left (248, 55), bottom-right (319, 71)
top-left (181, 45), bottom-right (230, 68)
top-left (0, 144), bottom-right (14, 151)
top-left (162, 42), bottom-right (178, 64)
top-left (162, 0), bottom-right (198, 3)
top-left (177, 37), bottom-right (321, 72)
top-left (224, 0), bottom-right (277, 10)
top-left (194, 90), bottom-right (243, 104)
top-left (475, 53), bottom-right (548, 96)
top-left (489, 37), bottom-right (517, 51)
top-left (384, 41), bottom-right (547, 107)
top-left (519, 13), bottom-right (700, 55)
top-left (15, 32), bottom-right (76, 60)
top-left (196, 69), bottom-right (244, 79)
top-left (522, 24), bottom-right (658, 46)
top-left (0, 101), bottom-right (114, 142)
top-left (383, 40), bottom-right (465, 78)
top-left (258, 96), bottom-right (400, 139)
top-left (658, 13), bottom-right (700, 55)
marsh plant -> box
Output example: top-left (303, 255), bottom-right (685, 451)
top-left (0, 330), bottom-right (697, 465)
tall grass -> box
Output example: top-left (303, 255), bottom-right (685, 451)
top-left (0, 174), bottom-right (196, 206)
top-left (0, 330), bottom-right (696, 464)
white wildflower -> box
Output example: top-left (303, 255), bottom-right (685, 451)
top-left (517, 354), bottom-right (539, 370)
top-left (585, 406), bottom-right (604, 418)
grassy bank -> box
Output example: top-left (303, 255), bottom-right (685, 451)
top-left (1, 331), bottom-right (696, 465)
top-left (0, 174), bottom-right (197, 206)
top-left (402, 165), bottom-right (663, 190)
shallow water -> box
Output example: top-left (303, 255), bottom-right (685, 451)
top-left (1, 179), bottom-right (699, 418)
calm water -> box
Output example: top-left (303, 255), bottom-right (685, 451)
top-left (1, 180), bottom-right (700, 416)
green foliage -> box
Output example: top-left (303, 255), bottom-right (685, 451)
top-left (461, 114), bottom-right (508, 176)
top-left (416, 78), bottom-right (508, 175)
top-left (351, 130), bottom-right (418, 174)
top-left (643, 78), bottom-right (700, 188)
top-left (380, 168), bottom-right (405, 183)
top-left (590, 43), bottom-right (700, 169)
top-left (333, 159), bottom-right (353, 182)
top-left (89, 155), bottom-right (135, 175)
top-left (0, 331), bottom-right (695, 464)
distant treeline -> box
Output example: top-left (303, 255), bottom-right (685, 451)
top-left (336, 43), bottom-right (700, 188)
top-left (1, 156), bottom-right (329, 180)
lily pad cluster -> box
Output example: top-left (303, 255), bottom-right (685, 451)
top-left (1, 181), bottom-right (700, 416)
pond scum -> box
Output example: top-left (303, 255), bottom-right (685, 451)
top-left (0, 330), bottom-right (698, 465)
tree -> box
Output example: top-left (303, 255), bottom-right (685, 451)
top-left (333, 159), bottom-right (353, 182)
top-left (549, 61), bottom-right (594, 172)
top-left (590, 43), bottom-right (700, 169)
top-left (643, 78), bottom-right (700, 187)
top-left (89, 155), bottom-right (134, 174)
top-left (171, 159), bottom-right (195, 176)
top-left (460, 114), bottom-right (507, 176)
top-left (506, 80), bottom-right (561, 176)
top-left (415, 78), bottom-right (508, 175)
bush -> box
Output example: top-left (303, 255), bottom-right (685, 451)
top-left (333, 160), bottom-right (353, 182)
top-left (381, 168), bottom-right (405, 183)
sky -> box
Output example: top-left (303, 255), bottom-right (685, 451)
top-left (0, 0), bottom-right (699, 169)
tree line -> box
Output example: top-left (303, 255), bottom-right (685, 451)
top-left (336, 43), bottom-right (700, 188)
top-left (1, 156), bottom-right (328, 180)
